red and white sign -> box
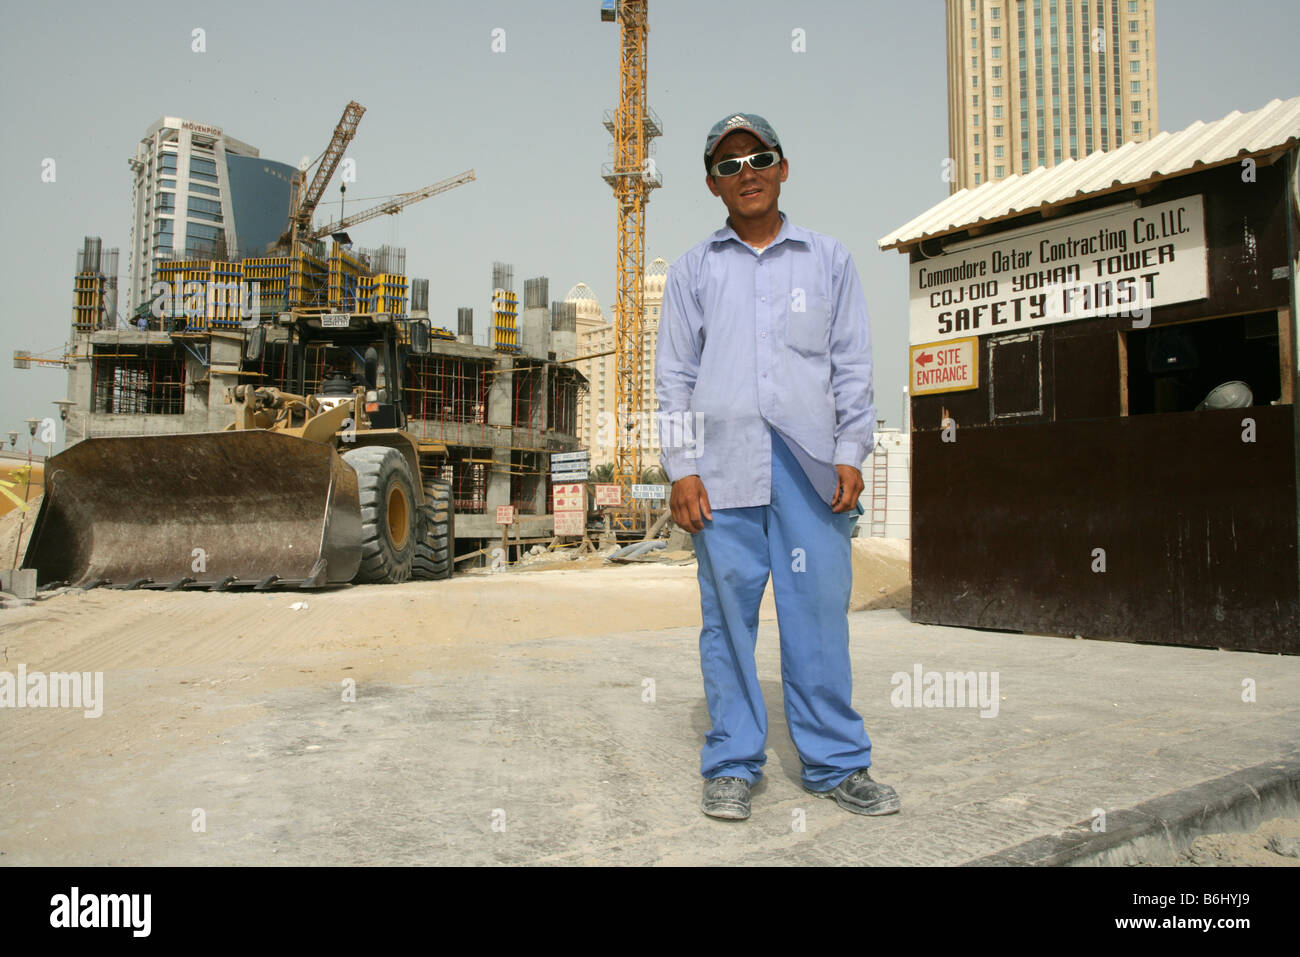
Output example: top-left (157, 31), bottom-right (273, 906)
top-left (552, 483), bottom-right (585, 512)
top-left (595, 484), bottom-right (622, 507)
top-left (910, 337), bottom-right (978, 396)
top-left (554, 510), bottom-right (584, 536)
top-left (495, 505), bottom-right (514, 525)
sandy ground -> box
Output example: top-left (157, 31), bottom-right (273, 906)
top-left (1167, 816), bottom-right (1300, 867)
top-left (7, 498), bottom-right (1293, 867)
top-left (0, 491), bottom-right (40, 566)
top-left (0, 507), bottom-right (916, 865)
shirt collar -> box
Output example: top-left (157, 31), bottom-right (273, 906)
top-left (709, 212), bottom-right (812, 251)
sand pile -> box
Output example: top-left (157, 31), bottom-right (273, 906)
top-left (0, 491), bottom-right (41, 569)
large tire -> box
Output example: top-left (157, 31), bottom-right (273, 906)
top-left (412, 477), bottom-right (454, 580)
top-left (342, 446), bottom-right (416, 584)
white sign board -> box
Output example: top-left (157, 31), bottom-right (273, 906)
top-left (320, 314), bottom-right (351, 328)
top-left (495, 505), bottom-right (514, 525)
top-left (631, 484), bottom-right (666, 500)
top-left (909, 194), bottom-right (1208, 344)
top-left (595, 484), bottom-right (622, 507)
top-left (551, 469), bottom-right (588, 482)
top-left (553, 510), bottom-right (585, 536)
top-left (551, 450), bottom-right (589, 464)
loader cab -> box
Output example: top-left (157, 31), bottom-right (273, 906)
top-left (293, 312), bottom-right (408, 432)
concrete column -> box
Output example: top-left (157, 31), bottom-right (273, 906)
top-left (65, 339), bottom-right (94, 449)
top-left (486, 356), bottom-right (512, 513)
top-left (206, 335), bottom-right (242, 431)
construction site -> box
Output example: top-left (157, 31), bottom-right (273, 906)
top-left (51, 234), bottom-right (591, 575)
top-left (8, 0), bottom-right (1298, 885)
top-left (11, 81), bottom-right (632, 589)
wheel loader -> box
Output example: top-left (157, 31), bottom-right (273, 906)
top-left (22, 314), bottom-right (454, 591)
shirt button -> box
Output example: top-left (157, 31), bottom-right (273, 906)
top-left (760, 297), bottom-right (766, 302)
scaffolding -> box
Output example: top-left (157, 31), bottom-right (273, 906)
top-left (511, 358), bottom-right (543, 431)
top-left (91, 344), bottom-right (185, 414)
top-left (510, 449), bottom-right (543, 514)
top-left (241, 340), bottom-right (328, 395)
top-left (547, 364), bottom-right (582, 438)
top-left (403, 354), bottom-right (491, 432)
top-left (445, 446), bottom-right (490, 513)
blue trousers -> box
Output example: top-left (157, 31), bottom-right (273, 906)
top-left (692, 426), bottom-right (871, 791)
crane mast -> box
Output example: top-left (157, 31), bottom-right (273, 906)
top-left (279, 100), bottom-right (366, 249)
top-left (601, 0), bottom-right (661, 533)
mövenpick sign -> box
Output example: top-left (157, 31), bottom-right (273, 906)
top-left (909, 194), bottom-right (1208, 344)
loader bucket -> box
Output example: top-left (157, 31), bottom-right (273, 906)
top-left (23, 431), bottom-right (362, 589)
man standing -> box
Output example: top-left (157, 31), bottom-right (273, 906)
top-left (655, 113), bottom-right (900, 821)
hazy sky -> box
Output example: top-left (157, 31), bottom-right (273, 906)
top-left (1, 0), bottom-right (1296, 450)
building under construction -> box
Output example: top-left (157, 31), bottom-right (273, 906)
top-left (57, 240), bottom-right (587, 566)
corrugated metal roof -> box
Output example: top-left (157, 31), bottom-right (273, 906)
top-left (879, 95), bottom-right (1300, 253)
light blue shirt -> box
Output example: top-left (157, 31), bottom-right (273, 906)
top-left (655, 213), bottom-right (877, 510)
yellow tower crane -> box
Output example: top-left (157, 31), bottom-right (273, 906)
top-left (601, 0), bottom-right (661, 533)
top-left (277, 99), bottom-right (367, 250)
top-left (309, 170), bottom-right (476, 241)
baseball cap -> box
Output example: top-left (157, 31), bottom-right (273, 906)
top-left (703, 113), bottom-right (782, 171)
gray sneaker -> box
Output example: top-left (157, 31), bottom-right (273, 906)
top-left (701, 776), bottom-right (752, 820)
top-left (806, 769), bottom-right (901, 816)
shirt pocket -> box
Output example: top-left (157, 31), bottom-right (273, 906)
top-left (785, 293), bottom-right (832, 356)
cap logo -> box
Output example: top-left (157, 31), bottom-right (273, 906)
top-left (725, 115), bottom-right (748, 129)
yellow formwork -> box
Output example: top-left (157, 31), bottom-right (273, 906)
top-left (492, 288), bottom-right (519, 353)
top-left (72, 273), bottom-right (105, 332)
top-left (328, 242), bottom-right (365, 311)
top-left (356, 272), bottom-right (408, 315)
top-left (289, 245), bottom-right (328, 309)
top-left (153, 260), bottom-right (247, 330)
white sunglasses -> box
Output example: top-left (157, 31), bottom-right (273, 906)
top-left (710, 150), bottom-right (781, 178)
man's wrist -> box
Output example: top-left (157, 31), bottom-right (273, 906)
top-left (832, 439), bottom-right (867, 468)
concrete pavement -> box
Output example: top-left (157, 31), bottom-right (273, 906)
top-left (4, 603), bottom-right (1296, 866)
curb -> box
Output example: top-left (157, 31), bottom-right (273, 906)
top-left (966, 752), bottom-right (1300, 866)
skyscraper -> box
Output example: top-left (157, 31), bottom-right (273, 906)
top-left (572, 258), bottom-right (667, 472)
top-left (126, 117), bottom-right (297, 311)
top-left (946, 0), bottom-right (1158, 192)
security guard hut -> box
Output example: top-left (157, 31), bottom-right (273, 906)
top-left (879, 96), bottom-right (1300, 654)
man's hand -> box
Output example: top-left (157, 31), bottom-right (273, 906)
top-left (830, 465), bottom-right (864, 513)
top-left (670, 475), bottom-right (713, 533)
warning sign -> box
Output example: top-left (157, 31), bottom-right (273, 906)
top-left (554, 510), bottom-right (585, 536)
top-left (910, 337), bottom-right (978, 396)
top-left (552, 483), bottom-right (586, 512)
